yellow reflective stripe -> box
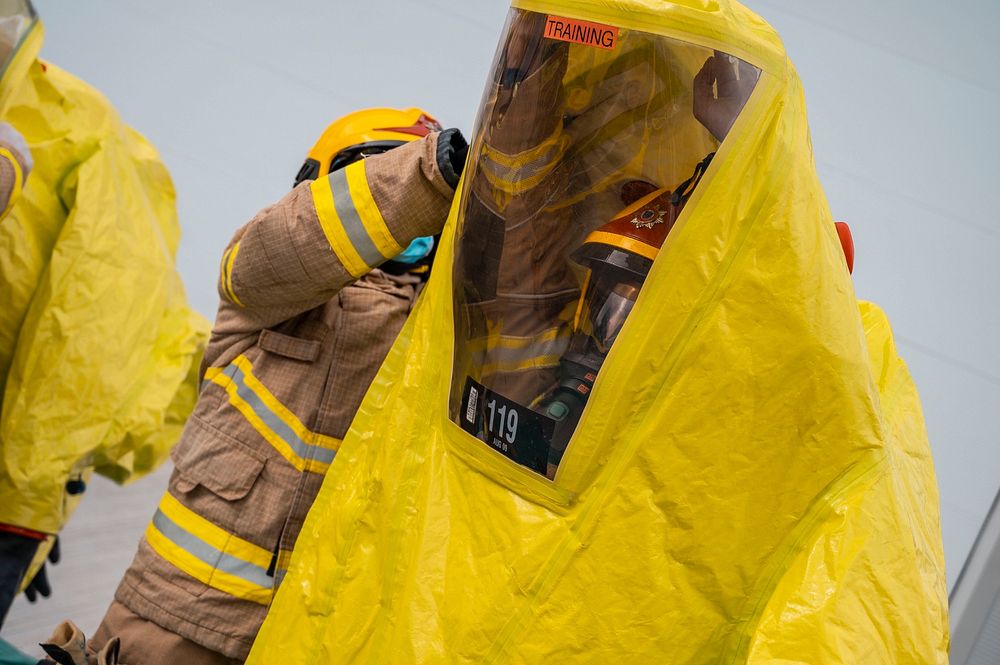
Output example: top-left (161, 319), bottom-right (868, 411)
top-left (480, 125), bottom-right (568, 196)
top-left (479, 170), bottom-right (536, 197)
top-left (500, 326), bottom-right (566, 348)
top-left (276, 549), bottom-right (293, 572)
top-left (467, 325), bottom-right (569, 353)
top-left (584, 230), bottom-right (659, 261)
top-left (218, 247), bottom-right (230, 289)
top-left (145, 522), bottom-right (272, 605)
top-left (223, 241), bottom-right (244, 306)
top-left (146, 493), bottom-right (273, 604)
top-left (310, 176), bottom-right (368, 278)
top-left (209, 368), bottom-right (304, 470)
top-left (480, 150), bottom-right (564, 196)
top-left (272, 549), bottom-right (295, 588)
top-left (159, 492), bottom-right (272, 569)
top-left (218, 245), bottom-right (236, 303)
top-left (0, 147), bottom-right (23, 218)
top-left (482, 124), bottom-right (565, 168)
top-left (471, 326), bottom-right (571, 377)
top-left (205, 355), bottom-right (340, 473)
top-left (346, 160), bottom-right (403, 259)
top-left (231, 356), bottom-right (341, 452)
top-left (480, 353), bottom-right (563, 378)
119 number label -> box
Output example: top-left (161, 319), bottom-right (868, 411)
top-left (485, 399), bottom-right (519, 449)
top-left (459, 377), bottom-right (554, 475)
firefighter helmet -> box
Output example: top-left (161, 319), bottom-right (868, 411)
top-left (293, 107), bottom-right (442, 186)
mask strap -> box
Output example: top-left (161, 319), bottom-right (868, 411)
top-left (670, 152), bottom-right (716, 207)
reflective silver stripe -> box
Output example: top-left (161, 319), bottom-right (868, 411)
top-left (482, 148), bottom-right (557, 181)
top-left (329, 167), bottom-right (384, 268)
top-left (151, 509), bottom-right (273, 590)
top-left (274, 568), bottom-right (287, 588)
top-left (223, 364), bottom-right (336, 466)
top-left (480, 142), bottom-right (563, 191)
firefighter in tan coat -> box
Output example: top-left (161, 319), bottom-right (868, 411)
top-left (42, 109), bottom-right (467, 665)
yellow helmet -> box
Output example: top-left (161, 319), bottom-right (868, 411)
top-left (294, 107), bottom-right (442, 186)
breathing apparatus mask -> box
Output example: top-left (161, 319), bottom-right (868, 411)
top-left (538, 156), bottom-right (712, 475)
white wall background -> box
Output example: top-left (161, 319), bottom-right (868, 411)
top-left (3, 0), bottom-right (998, 655)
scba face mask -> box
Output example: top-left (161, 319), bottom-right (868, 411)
top-left (450, 8), bottom-right (758, 479)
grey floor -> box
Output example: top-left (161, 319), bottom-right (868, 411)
top-left (3, 466), bottom-right (172, 656)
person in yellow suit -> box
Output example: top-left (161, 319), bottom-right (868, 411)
top-left (248, 1), bottom-right (949, 663)
top-left (0, 1), bottom-right (208, 628)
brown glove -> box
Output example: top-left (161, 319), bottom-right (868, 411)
top-left (39, 622), bottom-right (125, 665)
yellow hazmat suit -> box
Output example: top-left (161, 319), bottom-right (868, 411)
top-left (0, 17), bottom-right (208, 536)
top-left (248, 1), bottom-right (949, 662)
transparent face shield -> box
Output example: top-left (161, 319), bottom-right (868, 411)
top-left (451, 9), bottom-right (759, 479)
top-left (580, 275), bottom-right (641, 355)
top-left (0, 0), bottom-right (34, 78)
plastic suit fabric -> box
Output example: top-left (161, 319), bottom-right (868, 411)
top-left (0, 21), bottom-right (209, 534)
top-left (248, 1), bottom-right (949, 662)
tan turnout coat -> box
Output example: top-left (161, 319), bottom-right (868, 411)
top-left (95, 133), bottom-right (456, 661)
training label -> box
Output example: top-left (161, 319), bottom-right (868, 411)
top-left (544, 15), bottom-right (619, 50)
top-left (460, 377), bottom-right (553, 475)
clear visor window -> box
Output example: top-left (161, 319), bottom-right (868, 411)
top-left (0, 0), bottom-right (34, 74)
top-left (451, 9), bottom-right (760, 480)
top-left (586, 279), bottom-right (641, 354)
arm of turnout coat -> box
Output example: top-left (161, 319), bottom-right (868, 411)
top-left (212, 132), bottom-right (455, 337)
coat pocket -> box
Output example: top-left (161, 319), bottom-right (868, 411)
top-left (145, 416), bottom-right (277, 600)
top-left (169, 412), bottom-right (299, 554)
top-left (171, 415), bottom-right (265, 502)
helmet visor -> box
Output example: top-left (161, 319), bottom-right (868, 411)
top-left (583, 276), bottom-right (641, 355)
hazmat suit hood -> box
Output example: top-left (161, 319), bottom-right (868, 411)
top-left (249, 1), bottom-right (949, 662)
